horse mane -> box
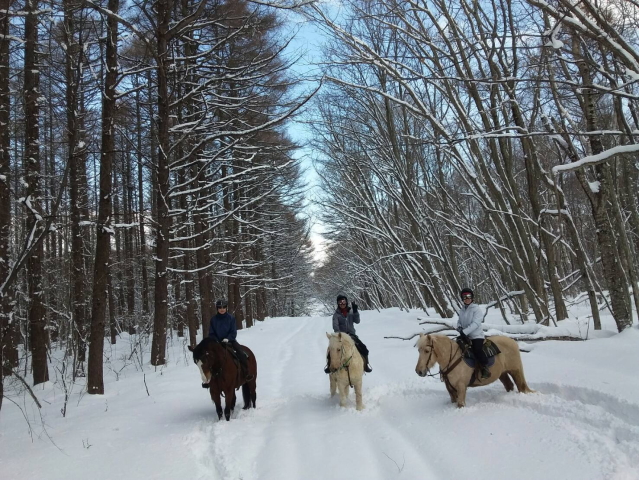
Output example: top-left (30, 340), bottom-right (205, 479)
top-left (192, 337), bottom-right (218, 361)
top-left (329, 332), bottom-right (355, 348)
top-left (416, 334), bottom-right (431, 349)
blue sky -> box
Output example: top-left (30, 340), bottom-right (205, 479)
top-left (281, 11), bottom-right (330, 262)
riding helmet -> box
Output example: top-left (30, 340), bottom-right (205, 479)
top-left (460, 288), bottom-right (474, 299)
top-left (215, 298), bottom-right (228, 309)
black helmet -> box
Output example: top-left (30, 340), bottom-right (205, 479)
top-left (215, 299), bottom-right (228, 309)
top-left (460, 288), bottom-right (474, 299)
top-left (336, 294), bottom-right (348, 305)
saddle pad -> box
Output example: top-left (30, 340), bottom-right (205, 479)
top-left (462, 355), bottom-right (496, 369)
top-left (460, 337), bottom-right (501, 368)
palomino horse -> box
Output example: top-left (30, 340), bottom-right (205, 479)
top-left (326, 332), bottom-right (365, 411)
top-left (415, 334), bottom-right (534, 408)
top-left (189, 337), bottom-right (257, 421)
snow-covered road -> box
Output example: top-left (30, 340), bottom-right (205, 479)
top-left (1, 308), bottom-right (638, 480)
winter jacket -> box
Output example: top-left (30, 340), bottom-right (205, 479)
top-left (457, 302), bottom-right (484, 340)
top-left (208, 312), bottom-right (237, 342)
top-left (332, 307), bottom-right (360, 336)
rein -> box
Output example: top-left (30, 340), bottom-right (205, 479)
top-left (206, 345), bottom-right (226, 390)
top-left (331, 341), bottom-right (354, 387)
top-left (424, 337), bottom-right (465, 398)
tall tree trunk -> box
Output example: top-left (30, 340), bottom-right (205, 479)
top-left (124, 150), bottom-right (135, 315)
top-left (150, 0), bottom-right (171, 366)
top-left (25, 0), bottom-right (48, 385)
top-left (87, 0), bottom-right (119, 394)
top-left (0, 0), bottom-right (15, 409)
top-left (65, 0), bottom-right (88, 368)
top-left (573, 37), bottom-right (631, 332)
top-left (135, 86), bottom-right (150, 314)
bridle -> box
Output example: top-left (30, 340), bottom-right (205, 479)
top-left (420, 338), bottom-right (438, 379)
top-left (330, 339), bottom-right (354, 387)
top-left (203, 345), bottom-right (225, 383)
top-left (421, 336), bottom-right (465, 397)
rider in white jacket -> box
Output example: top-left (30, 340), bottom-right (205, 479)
top-left (457, 288), bottom-right (490, 379)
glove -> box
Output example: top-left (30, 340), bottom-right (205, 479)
top-left (456, 325), bottom-right (463, 333)
top-left (457, 328), bottom-right (469, 343)
top-left (352, 303), bottom-right (358, 313)
top-left (222, 339), bottom-right (229, 343)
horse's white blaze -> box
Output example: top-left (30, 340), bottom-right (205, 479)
top-left (196, 359), bottom-right (209, 383)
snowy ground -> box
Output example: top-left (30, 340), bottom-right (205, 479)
top-left (1, 305), bottom-right (639, 480)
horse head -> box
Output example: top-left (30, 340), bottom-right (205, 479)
top-left (188, 338), bottom-right (220, 384)
top-left (415, 334), bottom-right (438, 377)
top-left (326, 332), bottom-right (345, 373)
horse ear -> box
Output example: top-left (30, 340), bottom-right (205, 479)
top-left (326, 332), bottom-right (331, 339)
top-left (188, 345), bottom-right (195, 352)
top-left (419, 333), bottom-right (424, 338)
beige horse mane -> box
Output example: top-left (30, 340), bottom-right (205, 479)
top-left (328, 331), bottom-right (355, 350)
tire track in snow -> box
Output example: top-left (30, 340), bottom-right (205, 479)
top-left (191, 317), bottom-right (329, 480)
top-left (189, 316), bottom-right (639, 480)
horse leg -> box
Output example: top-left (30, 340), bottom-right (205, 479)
top-left (329, 373), bottom-right (337, 397)
top-left (511, 368), bottom-right (535, 394)
top-left (211, 392), bottom-right (223, 420)
top-left (242, 384), bottom-right (251, 410)
top-left (455, 383), bottom-right (467, 408)
top-left (353, 378), bottom-right (364, 411)
top-left (338, 379), bottom-right (348, 407)
top-left (224, 389), bottom-right (236, 421)
top-left (444, 380), bottom-right (457, 403)
top-left (499, 373), bottom-right (514, 392)
top-left (249, 378), bottom-right (257, 408)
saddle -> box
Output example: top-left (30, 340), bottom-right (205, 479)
top-left (221, 343), bottom-right (252, 385)
top-left (455, 337), bottom-right (501, 369)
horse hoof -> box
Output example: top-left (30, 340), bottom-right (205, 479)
top-left (356, 405), bottom-right (365, 411)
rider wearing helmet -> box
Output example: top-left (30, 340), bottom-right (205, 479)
top-left (325, 294), bottom-right (372, 373)
top-left (207, 299), bottom-right (251, 382)
top-left (457, 288), bottom-right (490, 379)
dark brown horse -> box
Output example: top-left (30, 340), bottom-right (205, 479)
top-left (188, 337), bottom-right (257, 421)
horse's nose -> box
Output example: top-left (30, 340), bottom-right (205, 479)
top-left (415, 368), bottom-right (425, 377)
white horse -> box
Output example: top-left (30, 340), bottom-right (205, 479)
top-left (326, 332), bottom-right (365, 410)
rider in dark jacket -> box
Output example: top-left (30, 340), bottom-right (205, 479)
top-left (325, 295), bottom-right (372, 373)
top-left (208, 299), bottom-right (250, 382)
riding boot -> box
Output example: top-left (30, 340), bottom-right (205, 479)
top-left (363, 356), bottom-right (372, 373)
top-left (324, 352), bottom-right (330, 374)
top-left (235, 347), bottom-right (252, 381)
top-left (480, 364), bottom-right (490, 379)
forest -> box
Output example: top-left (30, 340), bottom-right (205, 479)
top-left (2, 0), bottom-right (639, 409)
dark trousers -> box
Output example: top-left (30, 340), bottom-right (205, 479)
top-left (471, 338), bottom-right (488, 366)
top-left (229, 340), bottom-right (248, 368)
top-left (350, 333), bottom-right (369, 360)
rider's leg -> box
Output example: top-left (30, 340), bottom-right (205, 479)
top-left (471, 338), bottom-right (490, 378)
